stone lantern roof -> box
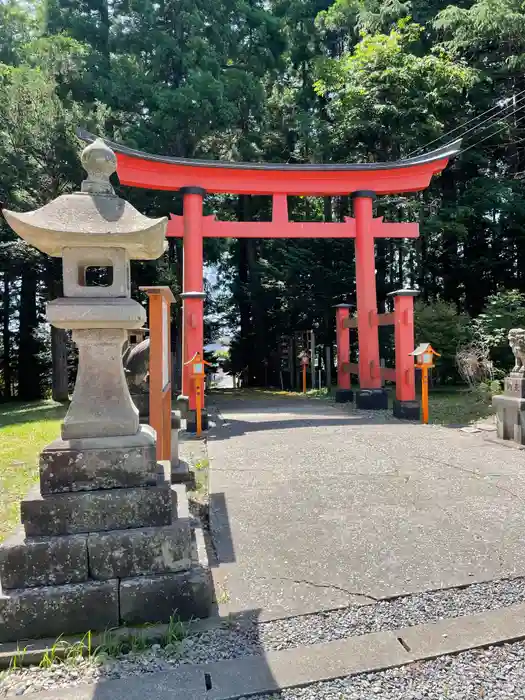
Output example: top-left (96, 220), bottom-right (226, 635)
top-left (2, 138), bottom-right (167, 260)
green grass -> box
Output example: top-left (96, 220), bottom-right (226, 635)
top-left (426, 388), bottom-right (494, 426)
top-left (1, 616), bottom-right (191, 675)
top-left (0, 400), bottom-right (67, 543)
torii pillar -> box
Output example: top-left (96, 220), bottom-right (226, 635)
top-left (178, 187), bottom-right (207, 433)
top-left (352, 191), bottom-right (387, 410)
top-left (334, 304), bottom-right (353, 404)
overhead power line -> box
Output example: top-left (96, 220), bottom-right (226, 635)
top-left (408, 89), bottom-right (525, 157)
top-left (457, 112), bottom-right (525, 156)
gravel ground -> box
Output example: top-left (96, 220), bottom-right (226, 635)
top-left (254, 576), bottom-right (525, 651)
top-left (2, 576), bottom-right (525, 696)
top-left (251, 642), bottom-right (525, 699)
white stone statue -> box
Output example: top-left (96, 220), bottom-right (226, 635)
top-left (508, 328), bottom-right (525, 374)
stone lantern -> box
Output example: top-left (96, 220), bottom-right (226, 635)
top-left (0, 140), bottom-right (211, 643)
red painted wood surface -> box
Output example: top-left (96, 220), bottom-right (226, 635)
top-left (167, 213), bottom-right (419, 239)
top-left (182, 191), bottom-right (204, 412)
top-left (346, 362), bottom-right (396, 382)
top-left (139, 287), bottom-right (175, 461)
top-left (343, 312), bottom-right (396, 329)
top-left (115, 152), bottom-right (454, 196)
top-left (335, 306), bottom-right (351, 391)
top-left (354, 195), bottom-right (382, 390)
top-left (393, 294), bottom-right (417, 402)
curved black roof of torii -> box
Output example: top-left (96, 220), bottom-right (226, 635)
top-left (78, 129), bottom-right (461, 172)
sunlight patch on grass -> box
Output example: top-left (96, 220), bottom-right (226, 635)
top-left (0, 401), bottom-right (67, 542)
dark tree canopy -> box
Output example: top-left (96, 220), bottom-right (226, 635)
top-left (1, 0), bottom-right (525, 397)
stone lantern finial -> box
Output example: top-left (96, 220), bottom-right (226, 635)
top-left (81, 138), bottom-right (117, 196)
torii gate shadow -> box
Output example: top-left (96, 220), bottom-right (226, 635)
top-left (206, 407), bottom-right (395, 441)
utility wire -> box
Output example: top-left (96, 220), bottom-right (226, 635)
top-left (485, 136), bottom-right (525, 151)
top-left (456, 98), bottom-right (525, 153)
top-left (457, 112), bottom-right (525, 156)
top-left (408, 88), bottom-right (525, 156)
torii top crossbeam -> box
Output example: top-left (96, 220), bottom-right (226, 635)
top-left (79, 131), bottom-right (460, 196)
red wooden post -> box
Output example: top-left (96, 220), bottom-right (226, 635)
top-left (389, 289), bottom-right (420, 420)
top-left (180, 187), bottom-right (206, 425)
top-left (140, 286), bottom-right (176, 460)
top-left (334, 304), bottom-right (353, 403)
top-left (352, 192), bottom-right (387, 410)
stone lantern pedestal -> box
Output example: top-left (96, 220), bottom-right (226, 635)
top-left (0, 140), bottom-right (212, 643)
top-left (493, 374), bottom-right (525, 445)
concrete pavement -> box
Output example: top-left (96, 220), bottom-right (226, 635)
top-left (207, 392), bottom-right (525, 619)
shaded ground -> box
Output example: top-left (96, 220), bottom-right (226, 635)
top-left (207, 392), bottom-right (523, 619)
top-left (252, 386), bottom-right (495, 427)
top-left (0, 401), bottom-right (67, 542)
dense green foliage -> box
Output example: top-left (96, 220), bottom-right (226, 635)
top-left (1, 0), bottom-right (525, 397)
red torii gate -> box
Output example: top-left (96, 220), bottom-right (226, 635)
top-left (80, 131), bottom-right (460, 429)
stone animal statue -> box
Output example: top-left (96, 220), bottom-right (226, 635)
top-left (508, 328), bottom-right (525, 374)
top-left (122, 337), bottom-right (150, 393)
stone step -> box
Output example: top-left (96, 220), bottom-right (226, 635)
top-left (119, 566), bottom-right (213, 626)
top-left (87, 521), bottom-right (192, 580)
top-left (0, 529), bottom-right (88, 591)
top-left (39, 425), bottom-right (159, 495)
top-left (0, 579), bottom-right (119, 644)
top-left (21, 483), bottom-right (176, 537)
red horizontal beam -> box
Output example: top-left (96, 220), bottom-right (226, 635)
top-left (345, 363), bottom-right (396, 382)
top-left (343, 312), bottom-right (396, 329)
top-left (167, 214), bottom-right (419, 239)
top-left (381, 367), bottom-right (397, 382)
top-left (116, 154), bottom-right (453, 196)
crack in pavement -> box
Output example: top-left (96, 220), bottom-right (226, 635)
top-left (258, 576), bottom-right (380, 603)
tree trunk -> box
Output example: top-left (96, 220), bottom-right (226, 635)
top-left (51, 327), bottom-right (69, 402)
top-left (440, 169), bottom-right (460, 305)
top-left (45, 258), bottom-right (69, 402)
top-left (2, 272), bottom-right (12, 400)
top-left (18, 267), bottom-right (42, 400)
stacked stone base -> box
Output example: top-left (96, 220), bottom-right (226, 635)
top-left (0, 426), bottom-right (212, 644)
top-left (355, 388), bottom-right (388, 410)
top-left (393, 399), bottom-right (421, 421)
top-left (334, 388), bottom-right (354, 404)
top-left (493, 374), bottom-right (525, 445)
top-left (186, 409), bottom-right (209, 434)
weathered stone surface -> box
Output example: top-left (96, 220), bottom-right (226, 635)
top-left (2, 138), bottom-right (167, 260)
top-left (493, 393), bottom-right (525, 443)
top-left (171, 411), bottom-right (181, 430)
top-left (131, 392), bottom-right (149, 419)
top-left (504, 375), bottom-right (525, 398)
top-left (87, 522), bottom-right (192, 580)
top-left (170, 460), bottom-right (191, 485)
top-left (355, 388), bottom-right (388, 410)
top-left (335, 389), bottom-right (354, 404)
top-left (119, 567), bottom-right (213, 625)
top-left (22, 483), bottom-right (174, 537)
top-left (393, 399), bottom-right (420, 421)
top-left (175, 395), bottom-right (189, 419)
top-left (186, 409), bottom-right (209, 434)
top-left (61, 327), bottom-right (140, 439)
top-left (39, 427), bottom-right (158, 494)
top-left (0, 529), bottom-right (88, 590)
top-left (63, 246), bottom-right (131, 298)
top-left (0, 580), bottom-right (119, 643)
